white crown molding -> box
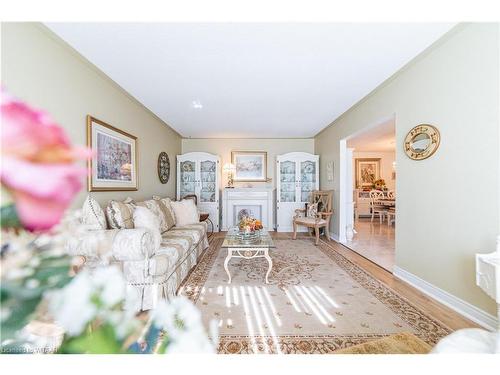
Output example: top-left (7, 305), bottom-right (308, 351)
top-left (393, 266), bottom-right (498, 331)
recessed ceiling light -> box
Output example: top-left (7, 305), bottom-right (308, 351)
top-left (192, 100), bottom-right (203, 109)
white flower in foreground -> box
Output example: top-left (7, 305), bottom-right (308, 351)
top-left (5, 267), bottom-right (34, 280)
top-left (153, 296), bottom-right (201, 336)
top-left (166, 329), bottom-right (215, 354)
top-left (105, 310), bottom-right (139, 340)
top-left (105, 286), bottom-right (141, 340)
top-left (92, 266), bottom-right (126, 307)
top-left (153, 296), bottom-right (217, 353)
top-left (208, 319), bottom-right (219, 349)
top-left (47, 265), bottom-right (129, 337)
top-left (47, 270), bottom-right (96, 336)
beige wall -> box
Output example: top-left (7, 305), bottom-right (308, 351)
top-left (181, 138), bottom-right (315, 189)
top-left (1, 23), bottom-right (182, 207)
top-left (315, 23), bottom-right (499, 316)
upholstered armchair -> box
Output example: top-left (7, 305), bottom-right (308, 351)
top-left (293, 190), bottom-right (333, 245)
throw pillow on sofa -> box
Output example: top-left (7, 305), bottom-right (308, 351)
top-left (136, 198), bottom-right (174, 233)
top-left (133, 206), bottom-right (162, 251)
top-left (81, 195), bottom-right (107, 230)
top-left (170, 199), bottom-right (199, 227)
top-left (152, 196), bottom-right (176, 228)
top-left (106, 197), bottom-right (136, 229)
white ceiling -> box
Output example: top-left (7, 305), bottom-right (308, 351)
top-left (347, 118), bottom-right (395, 152)
top-left (46, 23), bottom-right (454, 138)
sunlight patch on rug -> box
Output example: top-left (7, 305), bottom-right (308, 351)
top-left (179, 238), bottom-right (451, 354)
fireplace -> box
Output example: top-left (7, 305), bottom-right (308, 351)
top-left (222, 187), bottom-right (275, 231)
top-left (234, 205), bottom-right (262, 223)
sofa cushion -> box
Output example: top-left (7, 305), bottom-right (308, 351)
top-left (152, 196), bottom-right (176, 230)
top-left (135, 199), bottom-right (171, 234)
top-left (106, 197), bottom-right (135, 229)
top-left (149, 239), bottom-right (185, 276)
top-left (148, 222), bottom-right (207, 277)
top-left (81, 195), bottom-right (106, 230)
top-left (133, 206), bottom-right (162, 251)
top-left (169, 222), bottom-right (207, 244)
top-left (170, 199), bottom-right (199, 227)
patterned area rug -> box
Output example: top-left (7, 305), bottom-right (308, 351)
top-left (179, 237), bottom-right (451, 354)
top-left (334, 332), bottom-right (432, 354)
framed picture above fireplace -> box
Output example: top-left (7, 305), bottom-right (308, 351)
top-left (231, 151), bottom-right (267, 182)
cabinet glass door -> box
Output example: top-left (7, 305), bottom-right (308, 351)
top-left (300, 160), bottom-right (316, 202)
top-left (280, 161), bottom-right (296, 202)
top-left (200, 160), bottom-right (216, 203)
top-left (179, 160), bottom-right (196, 199)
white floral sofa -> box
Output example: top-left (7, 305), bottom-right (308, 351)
top-left (66, 195), bottom-right (209, 311)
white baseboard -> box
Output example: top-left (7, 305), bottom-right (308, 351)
top-left (393, 266), bottom-right (498, 331)
top-left (330, 233), bottom-right (340, 242)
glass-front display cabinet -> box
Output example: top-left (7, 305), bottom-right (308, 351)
top-left (177, 152), bottom-right (220, 231)
top-left (276, 152), bottom-right (319, 232)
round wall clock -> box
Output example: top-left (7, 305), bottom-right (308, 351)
top-left (157, 152), bottom-right (170, 184)
top-left (404, 124), bottom-right (441, 160)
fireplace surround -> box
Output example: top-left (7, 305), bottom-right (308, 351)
top-left (221, 187), bottom-right (275, 231)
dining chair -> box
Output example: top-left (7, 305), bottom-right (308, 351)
top-left (369, 190), bottom-right (387, 224)
top-left (387, 207), bottom-right (396, 226)
top-left (387, 190), bottom-right (395, 199)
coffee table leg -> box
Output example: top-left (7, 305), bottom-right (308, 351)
top-left (264, 248), bottom-right (272, 284)
top-left (224, 249), bottom-right (232, 284)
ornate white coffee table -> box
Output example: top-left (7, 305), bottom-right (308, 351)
top-left (222, 230), bottom-right (275, 284)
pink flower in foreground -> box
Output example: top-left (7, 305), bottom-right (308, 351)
top-left (1, 91), bottom-right (92, 231)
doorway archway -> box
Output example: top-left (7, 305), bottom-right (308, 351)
top-left (338, 114), bottom-right (396, 271)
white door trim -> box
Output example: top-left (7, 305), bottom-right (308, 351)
top-left (338, 114), bottom-right (396, 243)
top-left (338, 139), bottom-right (347, 243)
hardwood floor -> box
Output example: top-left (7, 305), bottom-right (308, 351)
top-left (345, 218), bottom-right (395, 272)
top-left (211, 231), bottom-right (480, 331)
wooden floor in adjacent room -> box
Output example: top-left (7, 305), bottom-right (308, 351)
top-left (345, 218), bottom-right (395, 272)
top-left (209, 231), bottom-right (479, 332)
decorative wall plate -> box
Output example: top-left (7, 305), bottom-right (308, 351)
top-left (404, 124), bottom-right (440, 160)
top-left (157, 152), bottom-right (170, 184)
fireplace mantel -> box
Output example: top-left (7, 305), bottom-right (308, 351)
top-left (221, 187), bottom-right (275, 231)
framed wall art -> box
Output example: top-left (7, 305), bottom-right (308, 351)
top-left (355, 158), bottom-right (380, 189)
top-left (87, 115), bottom-right (138, 191)
top-left (231, 151), bottom-right (267, 182)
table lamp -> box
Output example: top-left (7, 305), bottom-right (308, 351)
top-left (223, 163), bottom-right (236, 188)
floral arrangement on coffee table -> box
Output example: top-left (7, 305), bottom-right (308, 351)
top-left (238, 216), bottom-right (263, 234)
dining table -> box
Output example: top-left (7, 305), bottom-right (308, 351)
top-left (377, 198), bottom-right (396, 207)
